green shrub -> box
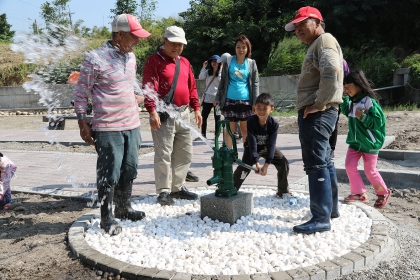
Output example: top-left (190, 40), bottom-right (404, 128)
top-left (352, 49), bottom-right (399, 88)
top-left (401, 54), bottom-right (420, 88)
top-left (40, 60), bottom-right (82, 84)
top-left (401, 54), bottom-right (420, 67)
top-left (40, 38), bottom-right (105, 84)
top-left (262, 37), bottom-right (306, 76)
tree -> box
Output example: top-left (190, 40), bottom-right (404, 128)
top-left (139, 0), bottom-right (157, 23)
top-left (311, 0), bottom-right (420, 56)
top-left (90, 26), bottom-right (112, 38)
top-left (40, 0), bottom-right (71, 27)
top-left (31, 20), bottom-right (41, 35)
top-left (179, 0), bottom-right (303, 73)
top-left (0, 13), bottom-right (15, 42)
top-left (110, 0), bottom-right (140, 19)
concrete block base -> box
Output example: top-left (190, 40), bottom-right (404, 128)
top-left (200, 192), bottom-right (253, 225)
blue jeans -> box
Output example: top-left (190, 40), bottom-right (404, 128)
top-left (298, 107), bottom-right (338, 172)
top-left (94, 128), bottom-right (141, 188)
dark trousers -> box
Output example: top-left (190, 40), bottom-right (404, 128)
top-left (329, 108), bottom-right (341, 151)
top-left (201, 102), bottom-right (221, 137)
top-left (95, 128), bottom-right (141, 188)
top-left (233, 142), bottom-right (290, 193)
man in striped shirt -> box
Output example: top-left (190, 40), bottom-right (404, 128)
top-left (74, 14), bottom-right (150, 236)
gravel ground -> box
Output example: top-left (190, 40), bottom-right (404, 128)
top-left (335, 186), bottom-right (420, 280)
top-left (337, 154), bottom-right (420, 279)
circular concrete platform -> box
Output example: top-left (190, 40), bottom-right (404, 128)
top-left (68, 187), bottom-right (396, 280)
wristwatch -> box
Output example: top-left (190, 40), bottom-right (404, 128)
top-left (77, 113), bottom-right (86, 120)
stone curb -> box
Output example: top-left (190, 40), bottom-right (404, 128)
top-left (68, 186), bottom-right (396, 280)
top-left (335, 168), bottom-right (420, 188)
top-left (335, 149), bottom-right (420, 188)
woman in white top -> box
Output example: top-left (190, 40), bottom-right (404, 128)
top-left (198, 54), bottom-right (222, 138)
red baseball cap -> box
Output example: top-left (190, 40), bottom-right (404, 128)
top-left (285, 6), bottom-right (324, 31)
top-left (111, 14), bottom-right (151, 38)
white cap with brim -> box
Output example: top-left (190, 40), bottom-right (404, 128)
top-left (164, 26), bottom-right (187, 45)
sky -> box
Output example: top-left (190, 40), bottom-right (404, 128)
top-left (0, 0), bottom-right (192, 32)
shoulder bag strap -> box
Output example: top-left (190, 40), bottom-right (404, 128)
top-left (202, 74), bottom-right (217, 101)
top-left (163, 58), bottom-right (181, 104)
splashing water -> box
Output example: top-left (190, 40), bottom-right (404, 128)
top-left (12, 26), bottom-right (86, 120)
top-left (11, 26), bottom-right (90, 188)
top-left (11, 27), bottom-right (214, 191)
top-left (140, 86), bottom-right (213, 148)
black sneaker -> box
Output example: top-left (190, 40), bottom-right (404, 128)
top-left (185, 170), bottom-right (199, 182)
top-left (171, 186), bottom-right (198, 200)
top-left (157, 192), bottom-right (174, 206)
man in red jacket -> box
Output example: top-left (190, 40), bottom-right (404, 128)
top-left (142, 26), bottom-right (202, 206)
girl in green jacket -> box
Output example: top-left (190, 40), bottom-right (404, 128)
top-left (340, 69), bottom-right (391, 209)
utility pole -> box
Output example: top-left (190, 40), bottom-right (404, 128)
top-left (34, 19), bottom-right (39, 35)
top-left (67, 5), bottom-right (75, 31)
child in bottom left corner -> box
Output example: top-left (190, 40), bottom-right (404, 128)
top-left (0, 152), bottom-right (17, 210)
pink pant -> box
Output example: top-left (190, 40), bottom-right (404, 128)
top-left (345, 148), bottom-right (388, 195)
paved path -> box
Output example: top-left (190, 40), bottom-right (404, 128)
top-left (0, 128), bottom-right (351, 199)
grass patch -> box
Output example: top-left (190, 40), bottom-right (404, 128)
top-left (272, 109), bottom-right (298, 117)
top-left (0, 63), bottom-right (37, 86)
top-left (272, 103), bottom-right (420, 116)
top-left (383, 103), bottom-right (420, 112)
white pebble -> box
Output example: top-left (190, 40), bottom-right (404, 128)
top-left (84, 188), bottom-right (371, 275)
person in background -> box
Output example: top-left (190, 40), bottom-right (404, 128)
top-left (74, 14), bottom-right (150, 235)
top-left (341, 69), bottom-right (391, 208)
top-left (185, 169), bottom-right (199, 182)
top-left (214, 35), bottom-right (259, 149)
top-left (329, 59), bottom-right (351, 159)
top-left (285, 6), bottom-right (343, 234)
top-left (217, 52), bottom-right (232, 64)
top-left (198, 54), bottom-right (222, 139)
top-left (68, 71), bottom-right (92, 115)
top-left (233, 93), bottom-right (290, 198)
top-left (142, 26), bottom-right (202, 206)
top-left (216, 53), bottom-right (243, 142)
top-left (0, 152), bottom-right (17, 210)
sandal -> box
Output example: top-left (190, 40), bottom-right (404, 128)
top-left (344, 193), bottom-right (369, 204)
top-left (3, 203), bottom-right (11, 210)
top-left (276, 191), bottom-right (293, 199)
top-left (374, 190), bottom-right (392, 209)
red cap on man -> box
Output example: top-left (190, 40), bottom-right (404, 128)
top-left (285, 6), bottom-right (323, 32)
top-left (111, 14), bottom-right (151, 38)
